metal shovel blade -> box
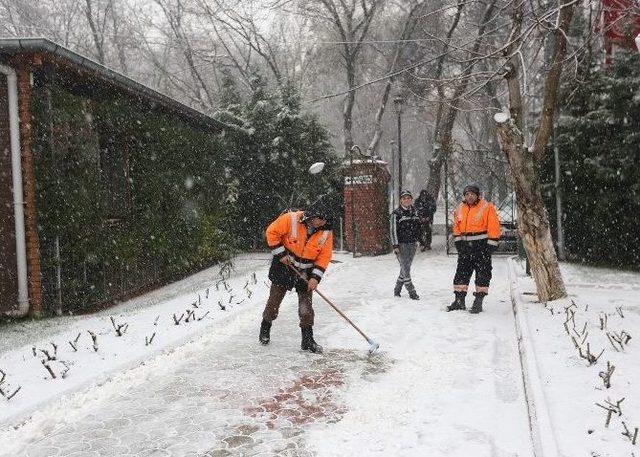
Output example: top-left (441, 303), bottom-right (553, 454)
top-left (367, 339), bottom-right (380, 354)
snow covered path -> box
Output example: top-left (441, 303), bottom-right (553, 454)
top-left (1, 242), bottom-right (533, 456)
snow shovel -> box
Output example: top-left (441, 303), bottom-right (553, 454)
top-left (287, 263), bottom-right (380, 354)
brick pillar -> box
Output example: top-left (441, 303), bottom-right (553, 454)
top-left (344, 161), bottom-right (390, 255)
top-left (17, 65), bottom-right (43, 317)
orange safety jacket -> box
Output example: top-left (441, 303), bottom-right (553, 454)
top-left (266, 211), bottom-right (333, 282)
top-left (453, 198), bottom-right (502, 247)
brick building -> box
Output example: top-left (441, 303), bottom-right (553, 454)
top-left (0, 38), bottom-right (225, 318)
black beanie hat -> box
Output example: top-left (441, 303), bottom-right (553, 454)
top-left (303, 200), bottom-right (331, 221)
top-left (463, 184), bottom-right (480, 196)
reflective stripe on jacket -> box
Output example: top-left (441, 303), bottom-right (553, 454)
top-left (265, 211), bottom-right (333, 282)
top-left (453, 198), bottom-right (502, 246)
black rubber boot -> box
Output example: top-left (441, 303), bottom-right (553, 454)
top-left (469, 292), bottom-right (486, 314)
top-left (259, 320), bottom-right (272, 345)
top-left (407, 284), bottom-right (419, 300)
top-left (405, 280), bottom-right (420, 300)
top-left (447, 291), bottom-right (467, 311)
top-left (301, 326), bottom-right (323, 353)
top-left (394, 282), bottom-right (402, 297)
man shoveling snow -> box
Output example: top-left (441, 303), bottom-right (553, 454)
top-left (259, 201), bottom-right (333, 353)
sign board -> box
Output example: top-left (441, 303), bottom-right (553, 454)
top-left (344, 175), bottom-right (373, 186)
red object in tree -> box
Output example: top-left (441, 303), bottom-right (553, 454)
top-left (600, 0), bottom-right (640, 57)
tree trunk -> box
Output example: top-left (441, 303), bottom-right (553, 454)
top-left (425, 130), bottom-right (451, 199)
top-left (84, 0), bottom-right (107, 64)
top-left (494, 0), bottom-right (575, 302)
top-left (424, 2), bottom-right (464, 198)
top-left (495, 117), bottom-right (567, 302)
top-left (342, 61), bottom-right (356, 154)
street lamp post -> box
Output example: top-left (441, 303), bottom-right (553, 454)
top-left (389, 140), bottom-right (396, 211)
top-left (393, 96), bottom-right (404, 194)
top-left (553, 125), bottom-right (566, 261)
top-left (349, 146), bottom-right (356, 257)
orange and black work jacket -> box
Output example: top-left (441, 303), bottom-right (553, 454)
top-left (266, 211), bottom-right (333, 283)
top-left (453, 198), bottom-right (502, 250)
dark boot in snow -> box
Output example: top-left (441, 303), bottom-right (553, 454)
top-left (394, 282), bottom-right (402, 297)
top-left (469, 292), bottom-right (486, 314)
top-left (447, 291), bottom-right (467, 311)
top-left (301, 326), bottom-right (323, 353)
top-left (406, 282), bottom-right (419, 300)
top-left (259, 320), bottom-right (272, 345)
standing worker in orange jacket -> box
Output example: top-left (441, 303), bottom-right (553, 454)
top-left (259, 202), bottom-right (333, 353)
top-left (447, 184), bottom-right (502, 313)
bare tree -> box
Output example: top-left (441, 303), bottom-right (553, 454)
top-left (303, 0), bottom-right (384, 155)
top-left (0, 0), bottom-right (82, 46)
top-left (208, 4), bottom-right (285, 84)
top-left (153, 0), bottom-right (217, 108)
top-left (0, 0), bottom-right (43, 36)
top-left (365, 1), bottom-right (427, 156)
top-left (493, 0), bottom-right (577, 301)
top-left (423, 0), bottom-right (499, 200)
top-left (195, 0), bottom-right (315, 96)
top-left (109, 0), bottom-right (132, 73)
top-left (83, 0), bottom-right (112, 64)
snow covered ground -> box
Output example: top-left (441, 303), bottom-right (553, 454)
top-left (511, 259), bottom-right (640, 457)
top-left (0, 255), bottom-right (271, 427)
top-left (1, 237), bottom-right (535, 456)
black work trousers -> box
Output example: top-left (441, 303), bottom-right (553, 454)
top-left (420, 222), bottom-right (432, 248)
top-left (453, 244), bottom-right (492, 293)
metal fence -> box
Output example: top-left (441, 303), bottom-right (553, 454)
top-left (39, 233), bottom-right (226, 315)
top-left (444, 145), bottom-right (518, 255)
top-left (39, 234), bottom-right (162, 314)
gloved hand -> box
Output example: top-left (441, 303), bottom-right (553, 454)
top-left (488, 243), bottom-right (498, 254)
top-left (279, 255), bottom-right (292, 265)
top-left (455, 240), bottom-right (464, 253)
top-left (307, 278), bottom-right (319, 291)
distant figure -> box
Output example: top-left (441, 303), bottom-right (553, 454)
top-left (414, 190), bottom-right (437, 251)
top-left (259, 201), bottom-right (333, 353)
top-left (390, 190), bottom-right (421, 300)
top-left (447, 184), bottom-right (501, 314)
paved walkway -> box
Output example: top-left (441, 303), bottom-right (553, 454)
top-left (4, 317), bottom-right (391, 456)
top-left (2, 246), bottom-right (533, 457)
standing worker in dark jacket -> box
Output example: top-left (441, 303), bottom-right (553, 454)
top-left (447, 184), bottom-right (501, 314)
top-left (259, 202), bottom-right (333, 353)
top-left (414, 190), bottom-right (437, 251)
top-left (390, 190), bottom-right (422, 300)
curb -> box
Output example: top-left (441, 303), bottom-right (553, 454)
top-left (507, 257), bottom-right (562, 457)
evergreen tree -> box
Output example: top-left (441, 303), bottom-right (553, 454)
top-left (218, 70), bottom-right (341, 249)
top-left (547, 51), bottom-right (640, 269)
